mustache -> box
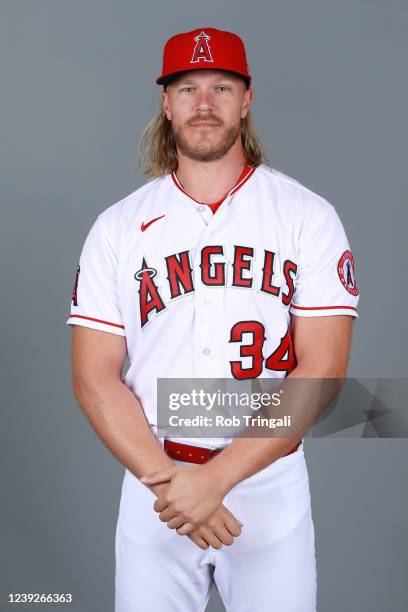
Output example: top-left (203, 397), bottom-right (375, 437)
top-left (187, 116), bottom-right (223, 126)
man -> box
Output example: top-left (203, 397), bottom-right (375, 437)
top-left (67, 27), bottom-right (359, 612)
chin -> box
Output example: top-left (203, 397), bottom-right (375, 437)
top-left (192, 145), bottom-right (220, 157)
top-left (192, 136), bottom-right (224, 151)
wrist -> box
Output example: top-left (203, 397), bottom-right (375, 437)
top-left (202, 456), bottom-right (237, 496)
top-left (149, 481), bottom-right (169, 498)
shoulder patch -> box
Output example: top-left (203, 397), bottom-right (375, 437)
top-left (337, 250), bottom-right (358, 296)
top-left (72, 264), bottom-right (80, 306)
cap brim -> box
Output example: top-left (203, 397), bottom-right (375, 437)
top-left (156, 68), bottom-right (251, 88)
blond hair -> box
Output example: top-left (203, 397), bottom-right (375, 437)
top-left (136, 105), bottom-right (270, 180)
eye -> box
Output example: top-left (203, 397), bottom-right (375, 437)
top-left (181, 86), bottom-right (195, 93)
top-left (216, 85), bottom-right (229, 92)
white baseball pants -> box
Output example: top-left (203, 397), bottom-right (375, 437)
top-left (115, 442), bottom-right (317, 611)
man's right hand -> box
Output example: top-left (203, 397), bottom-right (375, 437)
top-left (148, 481), bottom-right (243, 550)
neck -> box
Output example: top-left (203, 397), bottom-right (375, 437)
top-left (174, 139), bottom-right (248, 204)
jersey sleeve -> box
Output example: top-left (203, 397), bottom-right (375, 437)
top-left (289, 202), bottom-right (359, 318)
top-left (66, 214), bottom-right (126, 336)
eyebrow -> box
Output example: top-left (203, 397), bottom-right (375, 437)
top-left (177, 77), bottom-right (235, 86)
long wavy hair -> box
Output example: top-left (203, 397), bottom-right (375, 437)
top-left (136, 104), bottom-right (270, 180)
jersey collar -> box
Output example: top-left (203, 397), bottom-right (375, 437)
top-left (170, 163), bottom-right (257, 207)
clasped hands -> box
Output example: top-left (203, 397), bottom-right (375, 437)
top-left (140, 463), bottom-right (243, 550)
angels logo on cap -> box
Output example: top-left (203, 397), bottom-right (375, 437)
top-left (337, 250), bottom-right (359, 296)
top-left (191, 31), bottom-right (214, 64)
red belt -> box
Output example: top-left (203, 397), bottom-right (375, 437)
top-left (163, 439), bottom-right (301, 465)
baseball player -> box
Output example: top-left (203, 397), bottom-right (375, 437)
top-left (67, 27), bottom-right (359, 612)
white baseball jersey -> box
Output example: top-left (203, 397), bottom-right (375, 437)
top-left (66, 162), bottom-right (359, 445)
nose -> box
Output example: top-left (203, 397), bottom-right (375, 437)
top-left (194, 89), bottom-right (214, 113)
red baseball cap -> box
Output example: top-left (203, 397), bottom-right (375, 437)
top-left (156, 27), bottom-right (252, 88)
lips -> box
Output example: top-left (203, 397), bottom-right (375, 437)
top-left (190, 121), bottom-right (220, 127)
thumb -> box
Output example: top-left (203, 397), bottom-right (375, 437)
top-left (140, 467), bottom-right (174, 485)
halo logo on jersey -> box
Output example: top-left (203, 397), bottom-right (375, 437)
top-left (135, 258), bottom-right (166, 327)
top-left (337, 250), bottom-right (358, 296)
top-left (191, 31), bottom-right (214, 64)
top-left (71, 264), bottom-right (80, 306)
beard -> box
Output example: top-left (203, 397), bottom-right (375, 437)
top-left (171, 116), bottom-right (242, 162)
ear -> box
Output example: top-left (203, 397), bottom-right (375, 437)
top-left (161, 89), bottom-right (172, 121)
top-left (240, 86), bottom-right (253, 119)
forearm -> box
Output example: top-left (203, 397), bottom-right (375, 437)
top-left (206, 436), bottom-right (300, 496)
top-left (74, 374), bottom-right (174, 492)
top-left (207, 364), bottom-right (343, 493)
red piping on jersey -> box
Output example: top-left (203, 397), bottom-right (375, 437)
top-left (69, 314), bottom-right (125, 329)
top-left (229, 165), bottom-right (256, 197)
top-left (171, 164), bottom-right (256, 208)
top-left (291, 304), bottom-right (358, 312)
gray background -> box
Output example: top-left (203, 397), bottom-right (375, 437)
top-left (1, 0), bottom-right (407, 610)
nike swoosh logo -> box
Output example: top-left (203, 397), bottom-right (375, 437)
top-left (140, 214), bottom-right (166, 232)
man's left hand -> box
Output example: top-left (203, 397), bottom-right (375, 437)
top-left (140, 464), bottom-right (230, 534)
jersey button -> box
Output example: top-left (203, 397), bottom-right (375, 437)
top-left (202, 348), bottom-right (211, 356)
top-left (198, 205), bottom-right (206, 212)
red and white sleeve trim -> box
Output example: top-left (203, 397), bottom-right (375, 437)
top-left (290, 304), bottom-right (358, 318)
top-left (66, 314), bottom-right (126, 336)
